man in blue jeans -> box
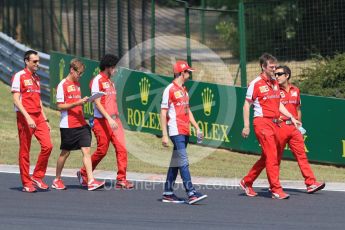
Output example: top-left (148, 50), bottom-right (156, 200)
top-left (160, 60), bottom-right (207, 205)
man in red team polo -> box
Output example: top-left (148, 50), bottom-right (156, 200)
top-left (240, 53), bottom-right (301, 199)
top-left (160, 60), bottom-right (207, 205)
top-left (275, 65), bottom-right (325, 193)
top-left (11, 50), bottom-right (53, 192)
top-left (77, 54), bottom-right (134, 189)
top-left (52, 58), bottom-right (105, 191)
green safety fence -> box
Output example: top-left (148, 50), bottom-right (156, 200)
top-left (50, 52), bottom-right (345, 166)
top-left (242, 0), bottom-right (345, 84)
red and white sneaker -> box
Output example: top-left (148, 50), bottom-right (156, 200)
top-left (307, 182), bottom-right (326, 194)
top-left (87, 179), bottom-right (105, 191)
top-left (239, 179), bottom-right (258, 197)
top-left (76, 170), bottom-right (87, 187)
top-left (272, 190), bottom-right (290, 199)
top-left (22, 185), bottom-right (37, 193)
top-left (31, 177), bottom-right (49, 190)
top-left (115, 180), bottom-right (134, 189)
top-left (52, 178), bottom-right (66, 190)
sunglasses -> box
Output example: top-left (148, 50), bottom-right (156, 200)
top-left (73, 68), bottom-right (84, 75)
top-left (30, 60), bottom-right (39, 63)
top-left (275, 72), bottom-right (285, 77)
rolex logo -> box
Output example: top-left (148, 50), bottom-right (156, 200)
top-left (59, 59), bottom-right (65, 81)
top-left (139, 77), bottom-right (150, 105)
top-left (202, 87), bottom-right (214, 116)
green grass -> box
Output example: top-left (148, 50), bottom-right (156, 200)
top-left (1, 81), bottom-right (345, 182)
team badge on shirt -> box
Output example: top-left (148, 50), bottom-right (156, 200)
top-left (174, 91), bottom-right (184, 99)
top-left (102, 82), bottom-right (110, 89)
top-left (67, 85), bottom-right (76, 92)
top-left (280, 91), bottom-right (285, 98)
top-left (24, 79), bottom-right (33, 86)
top-left (291, 91), bottom-right (298, 97)
top-left (259, 85), bottom-right (269, 93)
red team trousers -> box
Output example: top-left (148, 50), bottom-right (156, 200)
top-left (80, 117), bottom-right (128, 181)
top-left (243, 117), bottom-right (283, 193)
top-left (278, 122), bottom-right (316, 186)
top-left (16, 112), bottom-right (53, 186)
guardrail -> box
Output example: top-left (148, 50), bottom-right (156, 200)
top-left (0, 32), bottom-right (50, 105)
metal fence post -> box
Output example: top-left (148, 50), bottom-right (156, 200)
top-left (102, 0), bottom-right (105, 56)
top-left (73, 0), bottom-right (77, 55)
top-left (185, 6), bottom-right (192, 76)
top-left (87, 0), bottom-right (93, 59)
top-left (177, 0), bottom-right (192, 77)
top-left (13, 0), bottom-right (18, 38)
top-left (200, 0), bottom-right (205, 44)
top-left (59, 0), bottom-right (63, 50)
top-left (117, 0), bottom-right (123, 58)
top-left (150, 0), bottom-right (155, 73)
top-left (238, 0), bottom-right (247, 87)
top-left (141, 0), bottom-right (146, 69)
top-left (6, 0), bottom-right (10, 35)
top-left (79, 0), bottom-right (84, 56)
top-left (97, 0), bottom-right (101, 59)
top-left (128, 0), bottom-right (133, 68)
top-left (50, 1), bottom-right (56, 51)
top-left (41, 0), bottom-right (45, 52)
top-left (1, 1), bottom-right (5, 33)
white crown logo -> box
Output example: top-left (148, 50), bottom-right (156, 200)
top-left (202, 87), bottom-right (214, 116)
top-left (93, 67), bottom-right (100, 76)
top-left (139, 77), bottom-right (150, 105)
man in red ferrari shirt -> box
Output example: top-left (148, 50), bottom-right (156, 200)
top-left (11, 50), bottom-right (53, 193)
top-left (240, 53), bottom-right (300, 199)
top-left (53, 58), bottom-right (105, 191)
top-left (160, 60), bottom-right (207, 205)
top-left (77, 54), bottom-right (134, 189)
top-left (275, 65), bottom-right (325, 193)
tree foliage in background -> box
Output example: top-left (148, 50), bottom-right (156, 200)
top-left (296, 53), bottom-right (345, 98)
top-left (211, 0), bottom-right (345, 61)
top-left (215, 20), bottom-right (239, 58)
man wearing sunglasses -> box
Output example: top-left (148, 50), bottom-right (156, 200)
top-left (275, 65), bottom-right (325, 193)
top-left (11, 50), bottom-right (53, 192)
top-left (240, 53), bottom-right (301, 199)
top-left (53, 58), bottom-right (105, 191)
top-left (160, 60), bottom-right (207, 205)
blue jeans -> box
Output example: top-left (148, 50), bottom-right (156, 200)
top-left (163, 135), bottom-right (195, 195)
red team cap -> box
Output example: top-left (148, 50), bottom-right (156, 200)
top-left (173, 60), bottom-right (195, 73)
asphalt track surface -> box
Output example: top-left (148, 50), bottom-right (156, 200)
top-left (0, 172), bottom-right (344, 230)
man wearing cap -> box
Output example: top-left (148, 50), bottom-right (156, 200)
top-left (160, 60), bottom-right (207, 205)
top-left (240, 53), bottom-right (301, 199)
top-left (11, 50), bottom-right (53, 192)
top-left (275, 65), bottom-right (325, 194)
top-left (76, 54), bottom-right (134, 189)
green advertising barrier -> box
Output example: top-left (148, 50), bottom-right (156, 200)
top-left (50, 52), bottom-right (345, 166)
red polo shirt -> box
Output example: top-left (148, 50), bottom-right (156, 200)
top-left (246, 73), bottom-right (281, 118)
top-left (56, 78), bottom-right (87, 128)
top-left (90, 72), bottom-right (119, 118)
top-left (161, 80), bottom-right (190, 136)
top-left (11, 68), bottom-right (42, 113)
top-left (279, 84), bottom-right (301, 120)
